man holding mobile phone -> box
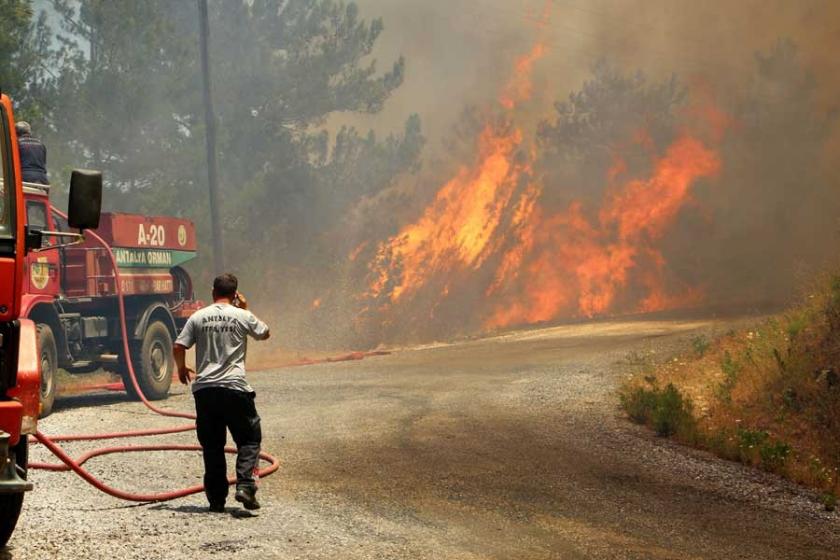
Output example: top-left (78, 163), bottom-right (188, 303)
top-left (173, 273), bottom-right (271, 513)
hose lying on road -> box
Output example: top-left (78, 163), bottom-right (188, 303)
top-left (28, 210), bottom-right (280, 502)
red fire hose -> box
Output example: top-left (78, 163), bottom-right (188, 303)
top-left (28, 211), bottom-right (280, 502)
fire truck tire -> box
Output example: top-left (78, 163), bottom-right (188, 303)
top-left (127, 321), bottom-right (173, 401)
top-left (36, 324), bottom-right (58, 418)
top-left (0, 436), bottom-right (27, 548)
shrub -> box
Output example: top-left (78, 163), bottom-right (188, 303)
top-left (622, 386), bottom-right (658, 424)
top-left (654, 384), bottom-right (695, 437)
top-left (736, 428), bottom-right (769, 462)
top-left (820, 492), bottom-right (837, 512)
top-left (759, 440), bottom-right (792, 472)
top-left (621, 383), bottom-right (696, 439)
top-left (691, 335), bottom-right (710, 357)
top-left (715, 351), bottom-right (741, 403)
top-left (735, 428), bottom-right (792, 472)
top-left (786, 311), bottom-right (809, 341)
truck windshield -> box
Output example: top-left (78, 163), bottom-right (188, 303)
top-left (0, 104), bottom-right (13, 240)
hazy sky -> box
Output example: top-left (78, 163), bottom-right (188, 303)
top-left (341, 0), bottom-right (840, 147)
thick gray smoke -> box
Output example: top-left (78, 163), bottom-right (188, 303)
top-left (313, 0), bottom-right (840, 346)
top-left (343, 0), bottom-right (840, 146)
top-left (15, 0), bottom-right (840, 354)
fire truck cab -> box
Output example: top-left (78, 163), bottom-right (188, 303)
top-left (1, 90), bottom-right (102, 547)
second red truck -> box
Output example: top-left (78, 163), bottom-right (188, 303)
top-left (21, 182), bottom-right (201, 416)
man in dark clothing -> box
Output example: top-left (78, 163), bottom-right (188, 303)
top-left (173, 273), bottom-right (271, 513)
top-left (15, 121), bottom-right (48, 185)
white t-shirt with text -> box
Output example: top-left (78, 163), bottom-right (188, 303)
top-left (175, 302), bottom-right (270, 393)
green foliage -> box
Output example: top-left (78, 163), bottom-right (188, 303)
top-left (623, 268), bottom-right (840, 501)
top-left (735, 428), bottom-right (791, 470)
top-left (736, 427), bottom-right (768, 450)
top-left (46, 0), bottom-right (197, 205)
top-left (621, 385), bottom-right (658, 425)
top-left (786, 311), bottom-right (809, 341)
top-left (771, 345), bottom-right (790, 376)
top-left (536, 63), bottom-right (685, 206)
top-left (0, 1), bottom-right (55, 118)
top-left (715, 351), bottom-right (741, 403)
top-left (538, 62), bottom-right (684, 161)
top-left (759, 440), bottom-right (792, 471)
top-left (621, 382), bottom-right (696, 439)
top-left (653, 384), bottom-right (696, 438)
top-left (0, 0), bottom-right (33, 90)
top-left (691, 335), bottom-right (710, 357)
top-left (820, 492), bottom-right (836, 512)
top-left (736, 428), bottom-right (770, 464)
top-left (2, 0), bottom-right (420, 310)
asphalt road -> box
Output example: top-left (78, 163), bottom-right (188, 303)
top-left (4, 319), bottom-right (839, 559)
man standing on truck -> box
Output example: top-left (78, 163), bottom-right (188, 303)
top-left (173, 273), bottom-right (270, 513)
top-left (14, 121), bottom-right (48, 185)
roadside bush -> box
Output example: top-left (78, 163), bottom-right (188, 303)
top-left (691, 335), bottom-right (710, 357)
top-left (820, 492), bottom-right (837, 512)
top-left (715, 351), bottom-right (741, 403)
top-left (621, 382), bottom-right (696, 439)
top-left (736, 427), bottom-right (769, 463)
top-left (621, 270), bottom-right (840, 504)
top-left (759, 440), bottom-right (792, 472)
top-left (622, 385), bottom-right (659, 424)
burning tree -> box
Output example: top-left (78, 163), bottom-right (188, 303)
top-left (348, 51), bottom-right (725, 343)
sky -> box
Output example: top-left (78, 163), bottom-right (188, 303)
top-left (339, 0), bottom-right (840, 147)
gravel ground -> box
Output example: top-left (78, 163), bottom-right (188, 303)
top-left (3, 318), bottom-right (838, 559)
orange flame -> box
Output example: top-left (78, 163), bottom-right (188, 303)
top-left (357, 36), bottom-right (727, 337)
top-left (486, 134), bottom-right (721, 328)
top-left (367, 124), bottom-right (526, 304)
top-left (499, 43), bottom-right (547, 110)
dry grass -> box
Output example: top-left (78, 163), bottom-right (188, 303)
top-left (622, 276), bottom-right (840, 509)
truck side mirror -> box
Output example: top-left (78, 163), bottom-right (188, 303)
top-left (23, 226), bottom-right (42, 253)
top-left (67, 169), bottom-right (102, 230)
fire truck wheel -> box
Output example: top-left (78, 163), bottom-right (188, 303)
top-left (129, 321), bottom-right (173, 400)
top-left (0, 436), bottom-right (27, 548)
top-left (36, 324), bottom-right (58, 418)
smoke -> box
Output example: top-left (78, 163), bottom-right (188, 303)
top-left (31, 1), bottom-right (840, 351)
top-left (347, 1), bottom-right (840, 134)
top-left (293, 0), bottom-right (840, 347)
top-left (18, 0), bottom-right (840, 354)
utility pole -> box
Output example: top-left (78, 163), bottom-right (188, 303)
top-left (197, 0), bottom-right (224, 273)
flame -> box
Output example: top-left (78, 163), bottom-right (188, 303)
top-left (486, 134), bottom-right (721, 328)
top-left (367, 124), bottom-right (526, 304)
top-left (357, 35), bottom-right (727, 338)
top-left (499, 0), bottom-right (552, 110)
top-left (349, 242), bottom-right (368, 262)
top-left (499, 43), bottom-right (547, 110)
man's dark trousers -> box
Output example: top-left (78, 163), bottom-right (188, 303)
top-left (194, 387), bottom-right (262, 505)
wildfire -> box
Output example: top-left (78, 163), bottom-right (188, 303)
top-left (367, 124), bottom-right (527, 304)
top-left (499, 42), bottom-right (547, 110)
top-left (485, 134), bottom-right (721, 328)
top-left (357, 35), bottom-right (727, 337)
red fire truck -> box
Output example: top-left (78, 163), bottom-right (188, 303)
top-left (21, 184), bottom-right (202, 416)
top-left (1, 91), bottom-right (102, 546)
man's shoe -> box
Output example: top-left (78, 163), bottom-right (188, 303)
top-left (208, 502), bottom-right (225, 513)
top-left (234, 487), bottom-right (260, 510)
